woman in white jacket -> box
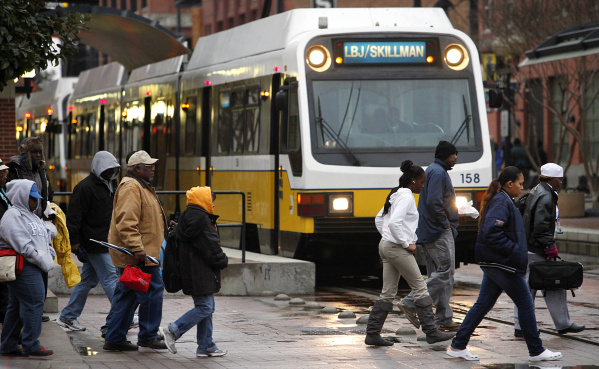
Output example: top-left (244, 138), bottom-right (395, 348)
top-left (0, 179), bottom-right (55, 357)
top-left (365, 160), bottom-right (455, 346)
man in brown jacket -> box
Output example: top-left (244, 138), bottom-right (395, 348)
top-left (103, 151), bottom-right (168, 352)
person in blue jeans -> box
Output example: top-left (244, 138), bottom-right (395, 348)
top-left (58, 151), bottom-right (121, 332)
top-left (0, 180), bottom-right (56, 356)
top-left (159, 186), bottom-right (228, 357)
top-left (447, 167), bottom-right (562, 362)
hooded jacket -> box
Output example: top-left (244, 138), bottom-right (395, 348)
top-left (375, 188), bottom-right (418, 248)
top-left (176, 186), bottom-right (228, 296)
top-left (475, 190), bottom-right (528, 275)
top-left (416, 158), bottom-right (458, 243)
top-left (67, 151), bottom-right (120, 253)
top-left (0, 179), bottom-right (55, 272)
top-left (522, 182), bottom-right (558, 257)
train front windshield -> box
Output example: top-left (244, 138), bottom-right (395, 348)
top-left (312, 79), bottom-right (475, 156)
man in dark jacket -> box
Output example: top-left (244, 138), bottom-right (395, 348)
top-left (398, 140), bottom-right (461, 331)
top-left (514, 163), bottom-right (585, 336)
top-left (159, 186), bottom-right (228, 358)
top-left (57, 151), bottom-right (121, 332)
top-left (7, 137), bottom-right (53, 219)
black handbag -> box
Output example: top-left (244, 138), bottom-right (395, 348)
top-left (529, 258), bottom-right (583, 297)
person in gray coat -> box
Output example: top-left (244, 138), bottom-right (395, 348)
top-left (514, 163), bottom-right (585, 336)
top-left (0, 180), bottom-right (55, 356)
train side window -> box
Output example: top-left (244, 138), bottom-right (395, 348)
top-left (87, 113), bottom-right (96, 157)
top-left (107, 107), bottom-right (116, 155)
top-left (217, 91), bottom-right (231, 154)
top-left (184, 96), bottom-right (197, 156)
top-left (230, 88), bottom-right (245, 154)
top-left (280, 78), bottom-right (301, 176)
top-left (244, 86), bottom-right (261, 153)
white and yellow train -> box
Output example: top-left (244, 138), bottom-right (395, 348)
top-left (20, 8), bottom-right (496, 274)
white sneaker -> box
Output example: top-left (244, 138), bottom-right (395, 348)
top-left (197, 348), bottom-right (227, 357)
top-left (57, 317), bottom-right (86, 331)
top-left (446, 348), bottom-right (479, 361)
top-left (159, 327), bottom-right (177, 354)
top-left (529, 349), bottom-right (562, 361)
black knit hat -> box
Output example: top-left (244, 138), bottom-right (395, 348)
top-left (435, 140), bottom-right (458, 160)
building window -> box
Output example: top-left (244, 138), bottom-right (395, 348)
top-left (131, 0), bottom-right (137, 13)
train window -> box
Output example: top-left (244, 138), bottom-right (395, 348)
top-left (244, 87), bottom-right (261, 153)
top-left (217, 91), bottom-right (231, 154)
top-left (184, 97), bottom-right (197, 156)
top-left (107, 107), bottom-right (117, 155)
top-left (87, 113), bottom-right (96, 157)
top-left (231, 88), bottom-right (246, 153)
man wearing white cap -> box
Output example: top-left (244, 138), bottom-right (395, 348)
top-left (514, 163), bottom-right (585, 336)
top-left (103, 150), bottom-right (168, 352)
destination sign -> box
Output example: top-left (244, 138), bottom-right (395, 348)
top-left (342, 41), bottom-right (427, 64)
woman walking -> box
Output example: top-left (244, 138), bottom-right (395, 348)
top-left (365, 160), bottom-right (455, 346)
top-left (447, 166), bottom-right (562, 361)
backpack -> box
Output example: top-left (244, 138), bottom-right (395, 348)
top-left (161, 228), bottom-right (182, 293)
top-left (515, 193), bottom-right (530, 216)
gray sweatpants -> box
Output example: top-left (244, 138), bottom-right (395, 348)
top-left (400, 229), bottom-right (455, 326)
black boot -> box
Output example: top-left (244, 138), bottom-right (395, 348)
top-left (414, 296), bottom-right (455, 344)
top-left (364, 300), bottom-right (394, 346)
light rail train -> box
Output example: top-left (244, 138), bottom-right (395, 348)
top-left (17, 8), bottom-right (497, 274)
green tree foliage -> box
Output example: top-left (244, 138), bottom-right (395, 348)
top-left (0, 0), bottom-right (88, 90)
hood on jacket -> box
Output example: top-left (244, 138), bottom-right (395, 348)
top-left (186, 186), bottom-right (213, 214)
top-left (91, 151), bottom-right (120, 179)
top-left (390, 188), bottom-right (413, 203)
top-left (6, 179), bottom-right (38, 212)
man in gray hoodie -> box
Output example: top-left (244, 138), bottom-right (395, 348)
top-left (57, 151), bottom-right (121, 332)
top-left (0, 179), bottom-right (55, 356)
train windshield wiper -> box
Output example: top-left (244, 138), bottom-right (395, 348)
top-left (317, 97), bottom-right (361, 166)
top-left (450, 95), bottom-right (472, 145)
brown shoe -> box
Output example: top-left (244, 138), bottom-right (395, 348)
top-left (439, 321), bottom-right (461, 331)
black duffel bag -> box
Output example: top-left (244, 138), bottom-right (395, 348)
top-left (529, 258), bottom-right (583, 297)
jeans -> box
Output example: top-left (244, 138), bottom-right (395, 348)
top-left (401, 229), bottom-right (455, 325)
top-left (60, 252), bottom-right (118, 328)
top-left (168, 294), bottom-right (218, 352)
top-left (105, 266), bottom-right (163, 344)
top-left (514, 253), bottom-right (573, 330)
top-left (451, 267), bottom-right (544, 356)
top-left (0, 262), bottom-right (45, 354)
top-left (379, 239), bottom-right (429, 303)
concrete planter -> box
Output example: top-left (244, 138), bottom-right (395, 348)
top-left (558, 192), bottom-right (585, 218)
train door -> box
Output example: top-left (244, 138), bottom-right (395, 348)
top-left (277, 77), bottom-right (301, 257)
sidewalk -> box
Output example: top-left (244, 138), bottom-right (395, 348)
top-left (3, 261), bottom-right (598, 369)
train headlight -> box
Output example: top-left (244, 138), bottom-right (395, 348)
top-left (456, 193), bottom-right (472, 210)
top-left (306, 45), bottom-right (331, 72)
top-left (297, 192), bottom-right (353, 217)
top-left (444, 44), bottom-right (469, 71)
top-left (328, 193), bottom-right (353, 215)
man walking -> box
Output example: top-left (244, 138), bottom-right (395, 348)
top-left (514, 163), bottom-right (585, 336)
top-left (398, 140), bottom-right (461, 331)
top-left (57, 151), bottom-right (121, 332)
top-left (103, 150), bottom-right (167, 351)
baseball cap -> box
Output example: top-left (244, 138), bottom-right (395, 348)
top-left (0, 158), bottom-right (8, 171)
top-left (30, 183), bottom-right (43, 199)
top-left (127, 150), bottom-right (158, 166)
top-left (540, 163), bottom-right (563, 178)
